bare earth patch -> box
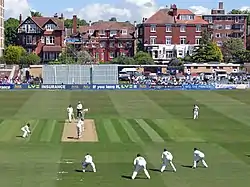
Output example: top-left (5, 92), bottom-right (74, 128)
top-left (61, 119), bottom-right (98, 142)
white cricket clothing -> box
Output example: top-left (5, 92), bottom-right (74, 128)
top-left (194, 150), bottom-right (205, 159)
top-left (77, 104), bottom-right (83, 110)
top-left (82, 154), bottom-right (96, 172)
top-left (67, 107), bottom-right (73, 113)
top-left (84, 155), bottom-right (93, 163)
top-left (193, 105), bottom-right (199, 112)
top-left (77, 119), bottom-right (83, 128)
top-left (134, 156), bottom-right (147, 166)
top-left (21, 125), bottom-right (30, 133)
top-left (193, 149), bottom-right (208, 168)
top-left (162, 151), bottom-right (173, 161)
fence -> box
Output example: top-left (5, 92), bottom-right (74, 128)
top-left (42, 64), bottom-right (118, 84)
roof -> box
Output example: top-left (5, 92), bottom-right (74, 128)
top-left (43, 46), bottom-right (62, 52)
top-left (144, 8), bottom-right (208, 25)
top-left (19, 16), bottom-right (64, 30)
top-left (77, 21), bottom-right (135, 39)
top-left (203, 14), bottom-right (248, 17)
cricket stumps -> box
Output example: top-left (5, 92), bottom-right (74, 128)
top-left (61, 119), bottom-right (98, 142)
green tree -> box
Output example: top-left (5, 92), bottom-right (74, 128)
top-left (111, 55), bottom-right (135, 64)
top-left (20, 53), bottom-right (41, 65)
top-left (4, 18), bottom-right (19, 47)
top-left (4, 45), bottom-right (26, 64)
top-left (133, 51), bottom-right (154, 64)
top-left (64, 18), bottom-right (87, 28)
top-left (222, 38), bottom-right (245, 62)
top-left (30, 11), bottom-right (42, 17)
top-left (109, 17), bottom-right (117, 21)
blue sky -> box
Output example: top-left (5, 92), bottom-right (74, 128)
top-left (4, 0), bottom-right (250, 22)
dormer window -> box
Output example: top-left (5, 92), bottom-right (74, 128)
top-left (110, 30), bottom-right (117, 36)
top-left (122, 29), bottom-right (127, 35)
top-left (89, 29), bottom-right (94, 35)
top-left (99, 30), bottom-right (105, 35)
top-left (45, 24), bottom-right (56, 31)
top-left (179, 15), bottom-right (194, 20)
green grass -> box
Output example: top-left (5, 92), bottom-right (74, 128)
top-left (0, 90), bottom-right (250, 187)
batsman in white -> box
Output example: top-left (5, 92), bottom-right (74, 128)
top-left (21, 123), bottom-right (31, 138)
top-left (67, 104), bottom-right (74, 123)
top-left (76, 101), bottom-right (83, 118)
top-left (131, 154), bottom-right (150, 179)
top-left (160, 148), bottom-right (177, 172)
top-left (76, 118), bottom-right (84, 139)
top-left (193, 104), bottom-right (199, 119)
top-left (82, 153), bottom-right (96, 172)
top-left (193, 148), bottom-right (208, 169)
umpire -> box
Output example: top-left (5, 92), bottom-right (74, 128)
top-left (76, 101), bottom-right (83, 118)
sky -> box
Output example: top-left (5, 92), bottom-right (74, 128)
top-left (4, 0), bottom-right (250, 22)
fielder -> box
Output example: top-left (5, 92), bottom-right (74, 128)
top-left (82, 153), bottom-right (96, 172)
top-left (21, 123), bottom-right (31, 138)
top-left (67, 104), bottom-right (74, 123)
top-left (193, 148), bottom-right (208, 169)
top-left (131, 154), bottom-right (150, 179)
top-left (193, 104), bottom-right (199, 119)
top-left (76, 101), bottom-right (83, 118)
top-left (160, 148), bottom-right (177, 172)
top-left (76, 118), bottom-right (84, 139)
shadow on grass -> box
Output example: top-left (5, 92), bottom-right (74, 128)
top-left (75, 169), bottom-right (83, 172)
top-left (16, 136), bottom-right (23, 138)
top-left (121, 175), bottom-right (147, 180)
top-left (67, 137), bottom-right (78, 139)
top-left (246, 155), bottom-right (250, 157)
top-left (149, 168), bottom-right (161, 172)
top-left (181, 165), bottom-right (193, 169)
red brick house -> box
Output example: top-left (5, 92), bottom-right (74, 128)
top-left (17, 14), bottom-right (65, 62)
top-left (137, 4), bottom-right (208, 63)
top-left (202, 2), bottom-right (248, 48)
top-left (65, 15), bottom-right (136, 62)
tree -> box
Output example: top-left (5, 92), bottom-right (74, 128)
top-left (111, 55), bottom-right (135, 64)
top-left (64, 18), bottom-right (87, 28)
top-left (109, 17), bottom-right (117, 21)
top-left (4, 18), bottom-right (19, 47)
top-left (76, 50), bottom-right (93, 64)
top-left (133, 51), bottom-right (154, 64)
top-left (30, 11), bottom-right (42, 17)
top-left (229, 9), bottom-right (250, 25)
top-left (20, 53), bottom-right (41, 65)
top-left (222, 38), bottom-right (245, 62)
top-left (4, 45), bottom-right (26, 64)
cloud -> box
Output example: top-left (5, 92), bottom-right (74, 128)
top-left (65, 3), bottom-right (131, 21)
top-left (189, 6), bottom-right (210, 15)
top-left (5, 0), bottom-right (31, 18)
top-left (240, 6), bottom-right (250, 11)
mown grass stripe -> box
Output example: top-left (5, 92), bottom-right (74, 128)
top-left (127, 119), bottom-right (152, 142)
top-left (135, 119), bottom-right (164, 142)
top-left (50, 120), bottom-right (64, 144)
top-left (29, 119), bottom-right (47, 142)
top-left (103, 119), bottom-right (121, 142)
top-left (95, 119), bottom-right (110, 142)
top-left (0, 120), bottom-right (23, 141)
top-left (144, 119), bottom-right (171, 141)
top-left (154, 119), bottom-right (205, 142)
top-left (40, 120), bottom-right (57, 142)
top-left (118, 118), bottom-right (143, 143)
top-left (111, 119), bottom-right (132, 143)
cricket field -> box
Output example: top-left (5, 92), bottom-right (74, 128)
top-left (0, 90), bottom-right (250, 187)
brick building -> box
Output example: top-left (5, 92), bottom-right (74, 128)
top-left (202, 2), bottom-right (248, 47)
top-left (65, 15), bottom-right (136, 63)
top-left (17, 14), bottom-right (65, 62)
top-left (137, 4), bottom-right (209, 63)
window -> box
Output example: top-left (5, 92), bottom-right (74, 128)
top-left (89, 29), bottom-right (94, 35)
top-left (43, 52), bottom-right (58, 61)
top-left (180, 15), bottom-right (194, 20)
top-left (45, 24), bottom-right (56, 30)
top-left (41, 36), bottom-right (45, 43)
top-left (27, 48), bottom-right (32, 53)
top-left (225, 25), bottom-right (231, 29)
top-left (150, 25), bottom-right (156, 32)
top-left (180, 25), bottom-right (186, 32)
top-left (118, 42), bottom-right (123, 47)
top-left (122, 29), bottom-right (127, 35)
top-left (109, 42), bottom-right (115, 47)
top-left (196, 25), bottom-right (201, 32)
top-left (206, 66), bottom-right (210, 69)
top-left (216, 33), bottom-right (221, 38)
top-left (46, 36), bottom-right (55, 44)
top-left (100, 42), bottom-right (105, 48)
top-left (109, 52), bottom-right (114, 58)
top-left (99, 30), bottom-right (105, 35)
top-left (26, 35), bottom-right (32, 44)
top-left (150, 36), bottom-right (156, 44)
top-left (195, 37), bottom-right (201, 45)
top-left (235, 16), bottom-right (239, 23)
top-left (110, 30), bottom-right (117, 36)
top-left (166, 51), bottom-right (173, 58)
top-left (180, 37), bottom-right (186, 44)
top-left (216, 25), bottom-right (223, 30)
top-left (194, 66), bottom-right (198, 69)
top-left (165, 36), bottom-right (171, 44)
top-left (166, 25), bottom-right (171, 32)
top-left (204, 16), bottom-right (213, 23)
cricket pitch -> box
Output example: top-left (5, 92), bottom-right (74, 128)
top-left (61, 119), bottom-right (98, 142)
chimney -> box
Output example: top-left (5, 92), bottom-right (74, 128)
top-left (73, 15), bottom-right (77, 34)
top-left (89, 21), bottom-right (92, 26)
top-left (170, 4), bottom-right (177, 16)
top-left (60, 13), bottom-right (64, 19)
top-left (54, 13), bottom-right (58, 18)
top-left (19, 14), bottom-right (22, 24)
top-left (218, 2), bottom-right (223, 9)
